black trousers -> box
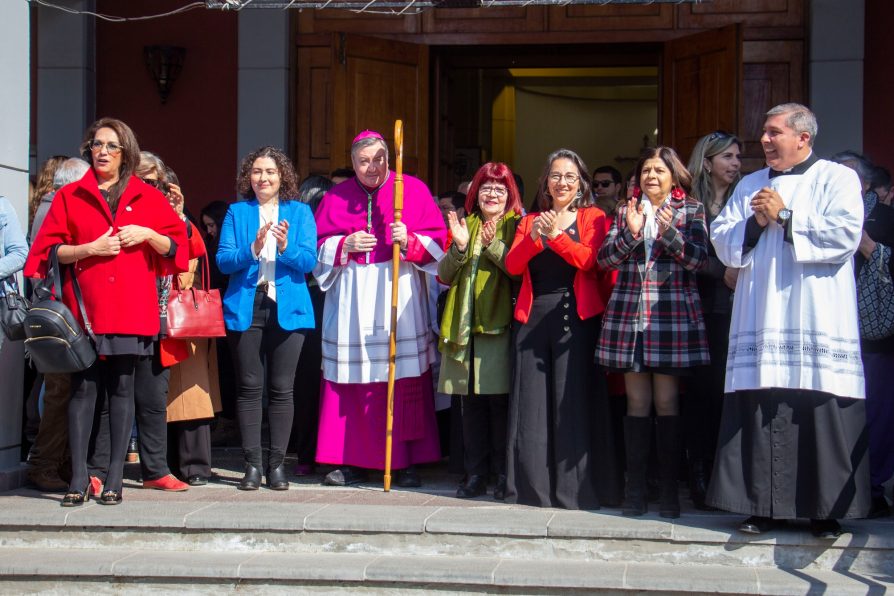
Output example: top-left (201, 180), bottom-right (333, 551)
top-left (227, 290), bottom-right (305, 469)
top-left (86, 395), bottom-right (109, 482)
top-left (69, 355), bottom-right (136, 494)
top-left (215, 337), bottom-right (237, 419)
top-left (87, 352), bottom-right (173, 483)
top-left (134, 351), bottom-right (173, 481)
top-left (507, 292), bottom-right (615, 510)
top-left (167, 419), bottom-right (212, 479)
top-left (461, 393), bottom-right (508, 477)
top-left (684, 312), bottom-right (730, 462)
top-left (289, 284), bottom-right (323, 465)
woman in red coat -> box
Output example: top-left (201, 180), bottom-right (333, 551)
top-left (504, 148), bottom-right (619, 510)
top-left (25, 118), bottom-right (187, 506)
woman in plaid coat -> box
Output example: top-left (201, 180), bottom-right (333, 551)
top-left (596, 146), bottom-right (709, 519)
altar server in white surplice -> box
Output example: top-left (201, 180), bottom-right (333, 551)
top-left (706, 103), bottom-right (870, 540)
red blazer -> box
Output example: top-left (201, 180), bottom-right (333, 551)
top-left (25, 169), bottom-right (188, 336)
top-left (505, 206), bottom-right (608, 324)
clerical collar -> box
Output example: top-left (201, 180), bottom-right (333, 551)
top-left (769, 152), bottom-right (817, 178)
top-left (354, 171), bottom-right (391, 232)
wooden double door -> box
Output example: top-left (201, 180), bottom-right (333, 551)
top-left (295, 25), bottom-right (743, 188)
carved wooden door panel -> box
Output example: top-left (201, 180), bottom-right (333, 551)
top-left (331, 34), bottom-right (429, 179)
top-left (661, 24), bottom-right (743, 163)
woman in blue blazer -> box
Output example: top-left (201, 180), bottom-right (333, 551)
top-left (217, 146), bottom-right (317, 491)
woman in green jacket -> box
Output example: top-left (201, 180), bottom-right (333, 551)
top-left (438, 162), bottom-right (522, 500)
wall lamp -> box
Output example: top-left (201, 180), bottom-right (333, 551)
top-left (144, 45), bottom-right (186, 104)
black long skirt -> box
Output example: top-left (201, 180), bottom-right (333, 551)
top-left (706, 389), bottom-right (870, 520)
top-left (505, 292), bottom-right (619, 510)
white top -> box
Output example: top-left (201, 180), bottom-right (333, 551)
top-left (710, 158), bottom-right (865, 399)
top-left (641, 196), bottom-right (668, 259)
top-left (638, 196), bottom-right (669, 332)
top-left (253, 201), bottom-right (278, 302)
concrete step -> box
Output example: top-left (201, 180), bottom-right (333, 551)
top-left (1, 493), bottom-right (893, 577)
top-left (0, 547), bottom-right (890, 594)
top-left (4, 453), bottom-right (893, 594)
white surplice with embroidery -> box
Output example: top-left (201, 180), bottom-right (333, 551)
top-left (313, 235), bottom-right (443, 384)
top-left (710, 159), bottom-right (865, 399)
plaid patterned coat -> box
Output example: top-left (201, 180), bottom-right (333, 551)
top-left (596, 194), bottom-right (710, 370)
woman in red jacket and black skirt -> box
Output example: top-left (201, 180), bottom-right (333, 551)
top-left (504, 148), bottom-right (619, 510)
top-left (26, 118), bottom-right (187, 506)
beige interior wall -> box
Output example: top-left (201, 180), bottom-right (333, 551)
top-left (513, 88), bottom-right (657, 207)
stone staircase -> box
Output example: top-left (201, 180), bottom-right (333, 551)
top-left (0, 457), bottom-right (892, 594)
top-left (1, 493), bottom-right (893, 593)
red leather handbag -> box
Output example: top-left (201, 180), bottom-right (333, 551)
top-left (166, 257), bottom-right (226, 339)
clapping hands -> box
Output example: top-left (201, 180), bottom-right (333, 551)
top-left (447, 211), bottom-right (470, 252)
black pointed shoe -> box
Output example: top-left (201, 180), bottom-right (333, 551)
top-left (739, 516), bottom-right (783, 535)
top-left (99, 490), bottom-right (122, 505)
top-left (267, 464), bottom-right (289, 491)
top-left (395, 466), bottom-right (422, 488)
top-left (238, 464), bottom-right (262, 490)
top-left (61, 483), bottom-right (90, 507)
top-left (810, 519), bottom-right (844, 540)
top-left (493, 474), bottom-right (507, 501)
top-left (323, 466), bottom-right (368, 486)
top-left (456, 474), bottom-right (487, 498)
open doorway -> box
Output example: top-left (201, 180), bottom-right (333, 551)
top-left (294, 28), bottom-right (739, 190)
top-left (433, 44), bottom-right (660, 206)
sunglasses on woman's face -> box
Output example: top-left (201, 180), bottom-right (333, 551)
top-left (141, 177), bottom-right (170, 194)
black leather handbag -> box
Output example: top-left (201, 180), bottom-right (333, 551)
top-left (24, 246), bottom-right (96, 373)
top-left (0, 276), bottom-right (29, 341)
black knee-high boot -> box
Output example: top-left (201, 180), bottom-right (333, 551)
top-left (656, 415), bottom-right (682, 519)
top-left (623, 416), bottom-right (651, 516)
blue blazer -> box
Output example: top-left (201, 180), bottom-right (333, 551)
top-left (217, 199), bottom-right (317, 332)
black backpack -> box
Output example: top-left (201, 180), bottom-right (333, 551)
top-left (24, 246), bottom-right (96, 373)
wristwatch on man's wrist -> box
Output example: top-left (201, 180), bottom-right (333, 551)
top-left (777, 208), bottom-right (792, 225)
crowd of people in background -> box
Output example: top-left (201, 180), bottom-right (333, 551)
top-left (3, 101), bottom-right (893, 540)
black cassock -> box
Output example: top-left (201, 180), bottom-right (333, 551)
top-left (706, 388), bottom-right (870, 520)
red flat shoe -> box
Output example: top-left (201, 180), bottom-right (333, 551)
top-left (142, 474), bottom-right (189, 492)
top-left (89, 476), bottom-right (103, 497)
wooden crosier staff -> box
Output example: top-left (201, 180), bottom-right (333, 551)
top-left (384, 119), bottom-right (404, 492)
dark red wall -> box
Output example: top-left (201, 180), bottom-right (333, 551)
top-left (96, 1), bottom-right (238, 213)
top-left (864, 0), bottom-right (894, 172)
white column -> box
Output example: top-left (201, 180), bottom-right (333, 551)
top-left (237, 10), bottom-right (290, 161)
top-left (37, 0), bottom-right (95, 165)
top-left (0, 1), bottom-right (30, 487)
top-left (808, 0), bottom-right (864, 156)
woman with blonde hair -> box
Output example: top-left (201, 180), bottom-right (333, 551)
top-left (684, 132), bottom-right (742, 510)
top-left (30, 156), bottom-right (67, 226)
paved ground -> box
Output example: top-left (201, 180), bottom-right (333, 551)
top-left (7, 447), bottom-right (506, 508)
top-left (5, 447), bottom-right (893, 522)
